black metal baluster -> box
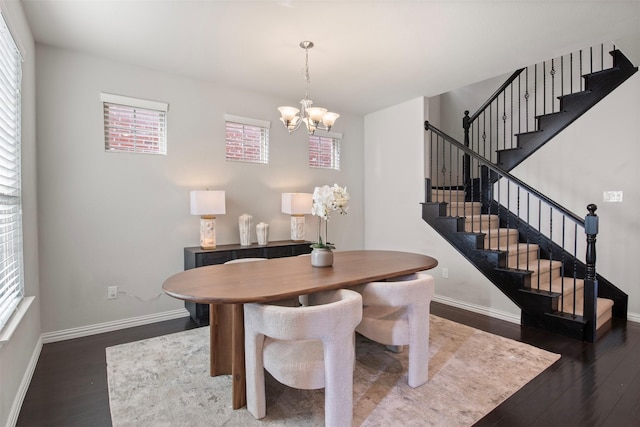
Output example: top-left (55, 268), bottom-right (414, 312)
top-left (560, 215), bottom-right (566, 314)
top-left (510, 83), bottom-right (514, 149)
top-left (543, 61), bottom-right (546, 115)
top-left (570, 52), bottom-right (573, 93)
top-left (579, 49), bottom-right (583, 91)
top-left (600, 43), bottom-right (604, 71)
top-left (572, 223), bottom-right (578, 317)
top-left (561, 55), bottom-right (564, 98)
top-left (516, 192), bottom-right (531, 270)
top-left (550, 58), bottom-right (555, 113)
top-left (525, 68), bottom-right (530, 133)
top-left (537, 200), bottom-right (542, 289)
top-left (548, 206), bottom-right (553, 292)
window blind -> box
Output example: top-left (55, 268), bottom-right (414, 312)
top-left (309, 134), bottom-right (341, 170)
top-left (0, 12), bottom-right (23, 332)
top-left (101, 93), bottom-right (168, 155)
top-left (224, 114), bottom-right (270, 164)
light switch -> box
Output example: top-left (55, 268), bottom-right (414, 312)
top-left (603, 191), bottom-right (623, 202)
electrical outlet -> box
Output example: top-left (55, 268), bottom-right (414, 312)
top-left (107, 286), bottom-right (118, 299)
top-left (603, 191), bottom-right (623, 202)
top-left (442, 268), bottom-right (449, 279)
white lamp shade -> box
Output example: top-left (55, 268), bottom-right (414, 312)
top-left (190, 190), bottom-right (226, 216)
top-left (322, 112), bottom-right (340, 127)
top-left (281, 193), bottom-right (312, 215)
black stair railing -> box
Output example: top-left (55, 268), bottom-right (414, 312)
top-left (426, 121), bottom-right (599, 335)
top-left (462, 42), bottom-right (616, 169)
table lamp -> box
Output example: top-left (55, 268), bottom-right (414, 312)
top-left (190, 190), bottom-right (226, 249)
top-left (281, 192), bottom-right (312, 241)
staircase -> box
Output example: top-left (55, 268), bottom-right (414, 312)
top-left (495, 49), bottom-right (638, 171)
top-left (422, 43), bottom-right (633, 341)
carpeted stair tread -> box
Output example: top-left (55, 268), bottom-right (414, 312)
top-left (464, 215), bottom-right (500, 232)
top-left (571, 297), bottom-right (614, 330)
top-left (431, 189), bottom-right (465, 203)
top-left (482, 228), bottom-right (520, 248)
top-left (446, 201), bottom-right (482, 216)
top-left (504, 244), bottom-right (540, 268)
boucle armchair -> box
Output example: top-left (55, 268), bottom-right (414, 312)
top-left (244, 288), bottom-right (363, 426)
top-left (354, 272), bottom-right (435, 387)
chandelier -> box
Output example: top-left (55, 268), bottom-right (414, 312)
top-left (278, 41), bottom-right (339, 135)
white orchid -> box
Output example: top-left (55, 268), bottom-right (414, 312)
top-left (311, 184), bottom-right (349, 249)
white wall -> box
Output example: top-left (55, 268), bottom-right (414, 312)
top-left (0, 1), bottom-right (39, 426)
top-left (35, 45), bottom-right (365, 333)
top-left (363, 97), bottom-right (518, 320)
top-left (364, 97), bottom-right (429, 251)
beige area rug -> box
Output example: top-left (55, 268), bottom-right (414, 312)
top-left (106, 315), bottom-right (559, 426)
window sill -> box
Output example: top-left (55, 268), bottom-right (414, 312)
top-left (0, 296), bottom-right (35, 346)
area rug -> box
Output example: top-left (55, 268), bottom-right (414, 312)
top-left (106, 315), bottom-right (559, 426)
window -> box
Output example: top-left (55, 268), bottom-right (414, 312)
top-left (101, 93), bottom-right (168, 155)
top-left (225, 114), bottom-right (270, 164)
top-left (0, 12), bottom-right (23, 332)
top-left (309, 133), bottom-right (341, 170)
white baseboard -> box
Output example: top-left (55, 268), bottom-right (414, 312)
top-left (41, 308), bottom-right (190, 344)
top-left (5, 336), bottom-right (42, 427)
top-left (434, 295), bottom-right (640, 325)
top-left (433, 295), bottom-right (521, 324)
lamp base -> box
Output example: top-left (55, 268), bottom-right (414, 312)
top-left (200, 215), bottom-right (217, 249)
top-left (290, 215), bottom-right (305, 241)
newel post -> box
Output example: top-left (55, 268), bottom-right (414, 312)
top-left (583, 203), bottom-right (598, 342)
top-left (462, 111), bottom-right (471, 199)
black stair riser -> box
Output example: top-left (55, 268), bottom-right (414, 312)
top-left (522, 311), bottom-right (586, 340)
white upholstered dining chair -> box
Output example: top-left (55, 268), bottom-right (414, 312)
top-left (243, 288), bottom-right (363, 426)
top-left (354, 271), bottom-right (435, 388)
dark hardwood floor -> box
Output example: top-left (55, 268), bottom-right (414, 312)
top-left (16, 303), bottom-right (640, 426)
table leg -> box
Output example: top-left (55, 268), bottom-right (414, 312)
top-left (231, 303), bottom-right (246, 409)
top-left (208, 303), bottom-right (247, 410)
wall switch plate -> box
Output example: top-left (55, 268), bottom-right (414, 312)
top-left (603, 191), bottom-right (623, 202)
top-left (107, 286), bottom-right (118, 299)
top-left (442, 268), bottom-right (449, 279)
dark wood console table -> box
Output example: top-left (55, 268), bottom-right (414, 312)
top-left (183, 240), bottom-right (312, 325)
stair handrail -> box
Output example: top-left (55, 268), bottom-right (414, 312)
top-left (465, 68), bottom-right (525, 124)
top-left (425, 120), bottom-right (585, 226)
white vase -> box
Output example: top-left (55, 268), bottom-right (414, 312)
top-left (239, 214), bottom-right (252, 246)
top-left (310, 248), bottom-right (333, 267)
top-left (256, 222), bottom-right (269, 246)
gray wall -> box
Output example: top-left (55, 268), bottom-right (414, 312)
top-left (35, 44), bottom-right (365, 333)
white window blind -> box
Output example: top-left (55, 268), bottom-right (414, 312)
top-left (309, 133), bottom-right (341, 170)
top-left (225, 114), bottom-right (270, 164)
top-left (101, 93), bottom-right (168, 155)
top-left (0, 12), bottom-right (23, 332)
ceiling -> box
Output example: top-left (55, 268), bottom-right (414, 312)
top-left (20, 0), bottom-right (640, 116)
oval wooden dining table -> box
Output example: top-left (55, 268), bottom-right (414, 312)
top-left (162, 249), bottom-right (438, 409)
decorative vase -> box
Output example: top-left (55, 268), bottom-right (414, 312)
top-left (239, 214), bottom-right (253, 246)
top-left (256, 222), bottom-right (269, 246)
top-left (310, 248), bottom-right (333, 267)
